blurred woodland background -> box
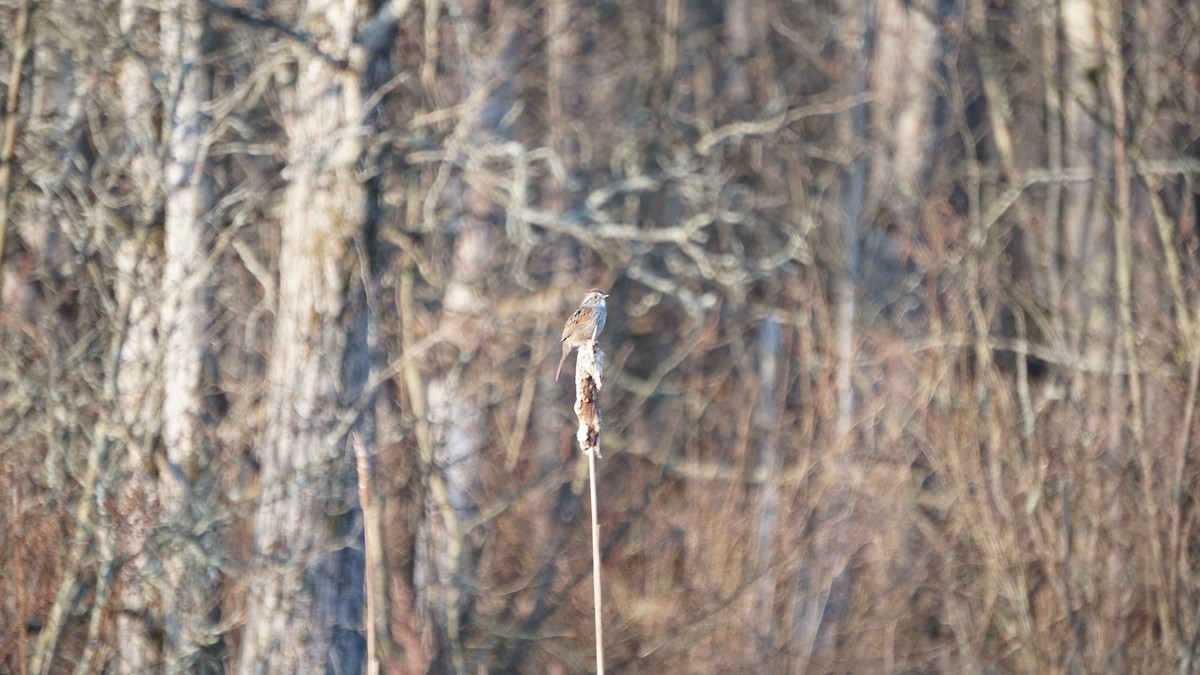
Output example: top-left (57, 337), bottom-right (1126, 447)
top-left (2, 0), bottom-right (1200, 672)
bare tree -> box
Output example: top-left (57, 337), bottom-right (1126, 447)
top-left (406, 7), bottom-right (524, 672)
top-left (112, 0), bottom-right (165, 669)
top-left (237, 0), bottom-right (371, 670)
top-left (158, 0), bottom-right (219, 666)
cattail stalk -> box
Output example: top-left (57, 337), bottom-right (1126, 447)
top-left (574, 340), bottom-right (604, 673)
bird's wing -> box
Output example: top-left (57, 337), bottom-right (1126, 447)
top-left (561, 308), bottom-right (583, 341)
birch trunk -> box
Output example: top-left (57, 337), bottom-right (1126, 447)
top-left (238, 0), bottom-right (368, 670)
top-left (159, 0), bottom-right (217, 666)
top-left (114, 0), bottom-right (163, 668)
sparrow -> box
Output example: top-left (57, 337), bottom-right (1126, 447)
top-left (556, 289), bottom-right (608, 381)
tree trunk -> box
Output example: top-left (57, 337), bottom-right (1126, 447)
top-left (159, 0), bottom-right (217, 667)
top-left (238, 1), bottom-right (369, 671)
top-left (412, 13), bottom-right (518, 671)
top-left (868, 0), bottom-right (937, 226)
top-left (114, 0), bottom-right (163, 668)
top-left (1059, 0), bottom-right (1110, 394)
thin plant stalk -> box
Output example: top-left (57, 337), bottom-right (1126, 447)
top-left (589, 450), bottom-right (604, 675)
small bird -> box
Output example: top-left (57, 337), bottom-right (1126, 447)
top-left (556, 289), bottom-right (608, 381)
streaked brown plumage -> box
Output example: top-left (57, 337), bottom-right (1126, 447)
top-left (556, 289), bottom-right (608, 381)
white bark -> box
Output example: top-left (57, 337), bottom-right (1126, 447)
top-left (114, 0), bottom-right (163, 669)
top-left (1059, 0), bottom-right (1110, 387)
top-left (113, 236), bottom-right (162, 675)
top-left (238, 0), bottom-right (368, 670)
top-left (869, 0), bottom-right (937, 212)
top-left (159, 0), bottom-right (216, 665)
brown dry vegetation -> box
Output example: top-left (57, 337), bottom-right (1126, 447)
top-left (2, 0), bottom-right (1200, 672)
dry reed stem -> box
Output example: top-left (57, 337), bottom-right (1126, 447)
top-left (587, 447), bottom-right (604, 675)
top-left (574, 340), bottom-right (604, 673)
top-left (352, 431), bottom-right (379, 675)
